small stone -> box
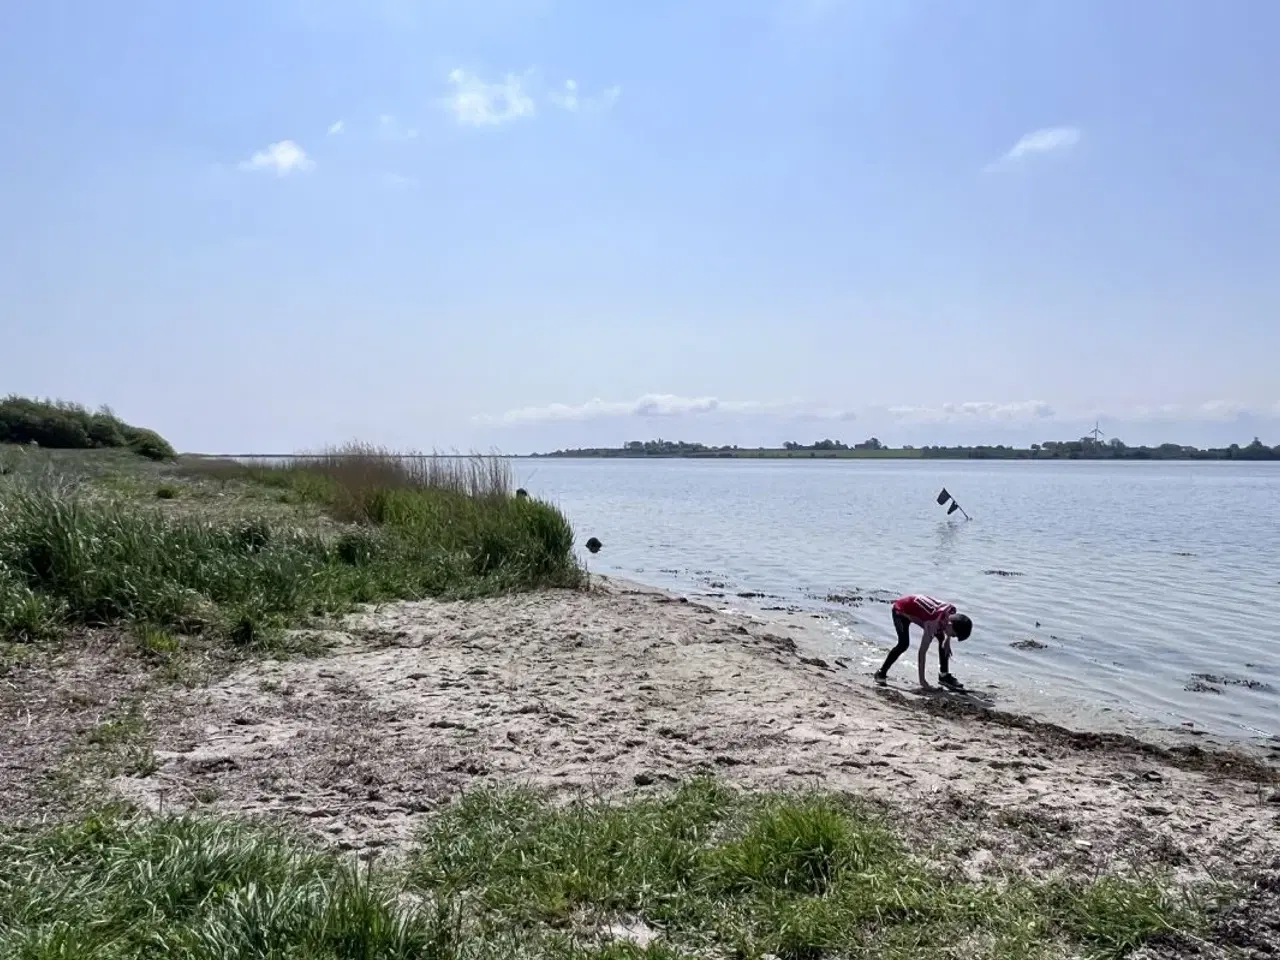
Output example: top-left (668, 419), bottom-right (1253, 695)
top-left (1143, 770), bottom-right (1164, 782)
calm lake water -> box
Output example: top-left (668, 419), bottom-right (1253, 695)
top-left (512, 458), bottom-right (1280, 749)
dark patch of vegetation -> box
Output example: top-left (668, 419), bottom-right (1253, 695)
top-left (0, 782), bottom-right (1209, 960)
top-left (0, 395), bottom-right (176, 460)
top-left (920, 436), bottom-right (1280, 461)
top-left (0, 444), bottom-right (582, 645)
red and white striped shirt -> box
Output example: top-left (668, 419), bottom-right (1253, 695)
top-left (892, 594), bottom-right (956, 628)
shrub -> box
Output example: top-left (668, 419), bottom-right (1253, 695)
top-left (0, 395), bottom-right (175, 460)
top-left (125, 428), bottom-right (176, 461)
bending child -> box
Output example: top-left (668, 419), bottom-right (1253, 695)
top-left (874, 594), bottom-right (972, 691)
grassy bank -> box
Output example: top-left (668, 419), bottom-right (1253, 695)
top-left (0, 780), bottom-right (1203, 960)
top-left (0, 444), bottom-right (582, 647)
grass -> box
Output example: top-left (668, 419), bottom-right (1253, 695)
top-left (0, 780), bottom-right (1204, 960)
top-left (0, 443), bottom-right (583, 647)
top-left (408, 780), bottom-right (1199, 959)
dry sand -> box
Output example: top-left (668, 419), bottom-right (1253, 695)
top-left (4, 577), bottom-right (1280, 950)
top-left (109, 582), bottom-right (1280, 866)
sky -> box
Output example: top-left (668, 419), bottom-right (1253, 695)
top-left (2, 0), bottom-right (1279, 454)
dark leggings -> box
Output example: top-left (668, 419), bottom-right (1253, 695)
top-left (879, 611), bottom-right (949, 676)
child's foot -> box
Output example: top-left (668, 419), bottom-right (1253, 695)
top-left (939, 673), bottom-right (966, 692)
top-left (873, 671), bottom-right (888, 687)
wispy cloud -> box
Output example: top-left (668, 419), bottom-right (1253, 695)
top-left (478, 394), bottom-right (1280, 432)
top-left (377, 113), bottom-right (419, 140)
top-left (884, 401), bottom-right (1057, 425)
top-left (445, 69), bottom-right (536, 127)
top-left (381, 172), bottom-right (418, 189)
top-left (477, 394), bottom-right (857, 426)
top-left (327, 120), bottom-right (345, 135)
top-left (238, 140), bottom-right (314, 176)
top-left (1124, 400), bottom-right (1263, 423)
top-left (549, 79), bottom-right (622, 113)
top-left (986, 126), bottom-right (1081, 172)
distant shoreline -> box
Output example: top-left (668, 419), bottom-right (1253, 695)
top-left (531, 440), bottom-right (1280, 461)
top-left (183, 445), bottom-right (1280, 462)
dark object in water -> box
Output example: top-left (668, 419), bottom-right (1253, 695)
top-left (1188, 672), bottom-right (1274, 693)
top-left (585, 537), bottom-right (602, 554)
top-left (936, 487), bottom-right (971, 520)
top-left (515, 488), bottom-right (529, 499)
top-left (1185, 678), bottom-right (1223, 695)
top-left (1011, 639), bottom-right (1048, 651)
top-left (983, 569), bottom-right (1024, 577)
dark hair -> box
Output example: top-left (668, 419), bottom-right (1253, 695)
top-left (950, 613), bottom-right (972, 641)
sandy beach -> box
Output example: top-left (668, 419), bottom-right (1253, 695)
top-left (9, 579), bottom-right (1272, 884)
top-left (5, 575), bottom-right (1280, 954)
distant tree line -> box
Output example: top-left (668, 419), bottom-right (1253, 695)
top-left (0, 396), bottom-right (176, 460)
top-left (537, 435), bottom-right (1280, 460)
top-left (918, 436), bottom-right (1280, 460)
top-left (782, 438), bottom-right (887, 451)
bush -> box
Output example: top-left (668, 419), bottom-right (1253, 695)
top-left (0, 396), bottom-right (175, 460)
top-left (125, 428), bottom-right (176, 462)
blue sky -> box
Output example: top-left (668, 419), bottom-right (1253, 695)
top-left (2, 0), bottom-right (1278, 453)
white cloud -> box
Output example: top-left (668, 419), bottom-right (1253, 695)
top-left (478, 395), bottom-right (1280, 431)
top-left (327, 120), bottom-right (345, 135)
top-left (884, 401), bottom-right (1057, 424)
top-left (238, 140), bottom-right (314, 176)
top-left (986, 126), bottom-right (1081, 171)
top-left (549, 79), bottom-right (621, 113)
top-left (445, 69), bottom-right (536, 127)
top-left (478, 394), bottom-right (857, 426)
